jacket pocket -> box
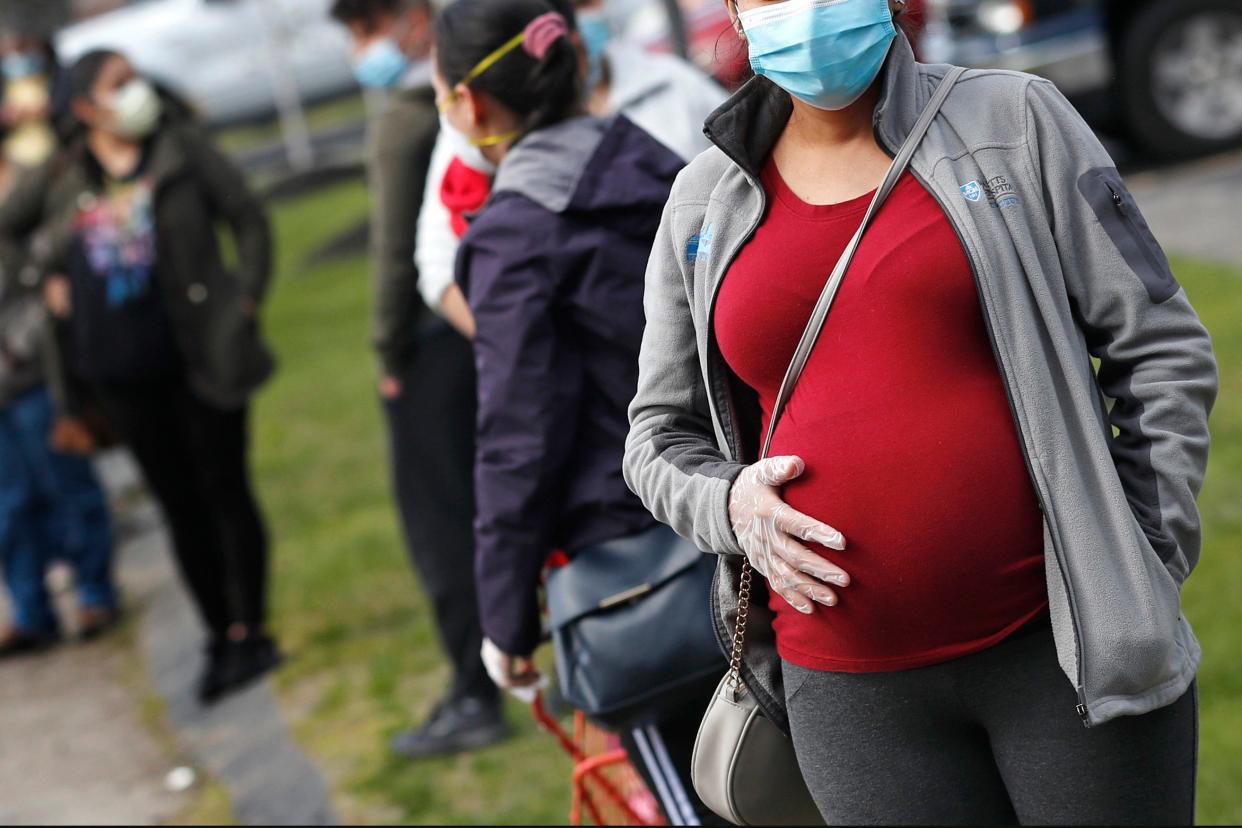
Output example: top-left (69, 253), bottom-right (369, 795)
top-left (1077, 168), bottom-right (1180, 303)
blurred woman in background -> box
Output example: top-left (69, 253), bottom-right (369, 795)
top-left (0, 49), bottom-right (279, 704)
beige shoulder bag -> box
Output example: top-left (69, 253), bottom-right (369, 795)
top-left (691, 67), bottom-right (966, 827)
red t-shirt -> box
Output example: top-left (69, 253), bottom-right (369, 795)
top-left (715, 159), bottom-right (1049, 673)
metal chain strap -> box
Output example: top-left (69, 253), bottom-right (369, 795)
top-left (727, 560), bottom-right (753, 696)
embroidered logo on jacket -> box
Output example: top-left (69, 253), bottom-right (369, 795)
top-left (686, 223), bottom-right (715, 265)
top-left (986, 176), bottom-right (1021, 209)
top-left (962, 177), bottom-right (1021, 209)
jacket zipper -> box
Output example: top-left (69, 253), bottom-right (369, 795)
top-left (908, 167), bottom-right (1093, 727)
top-left (1105, 181), bottom-right (1167, 285)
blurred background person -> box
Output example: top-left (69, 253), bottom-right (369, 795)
top-left (0, 27), bottom-right (70, 169)
top-left (414, 0), bottom-right (727, 336)
top-left (0, 141), bottom-right (117, 657)
top-left (433, 1), bottom-right (721, 822)
top-left (330, 0), bottom-right (508, 759)
top-left (0, 49), bottom-right (279, 704)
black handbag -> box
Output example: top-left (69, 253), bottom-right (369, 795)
top-left (546, 523), bottom-right (726, 729)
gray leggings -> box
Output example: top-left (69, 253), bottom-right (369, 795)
top-left (783, 620), bottom-right (1197, 825)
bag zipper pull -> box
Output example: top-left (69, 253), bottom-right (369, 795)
top-left (1076, 702), bottom-right (1091, 727)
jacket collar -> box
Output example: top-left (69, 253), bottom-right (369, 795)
top-left (492, 114), bottom-right (610, 214)
top-left (73, 123), bottom-right (191, 191)
top-left (702, 29), bottom-right (928, 180)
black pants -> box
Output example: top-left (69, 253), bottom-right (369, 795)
top-left (95, 379), bottom-right (268, 639)
top-left (620, 680), bottom-right (729, 826)
top-left (783, 618), bottom-right (1198, 825)
top-left (382, 329), bottom-right (494, 703)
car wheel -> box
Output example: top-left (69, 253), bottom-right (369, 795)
top-left (1118, 0), bottom-right (1242, 159)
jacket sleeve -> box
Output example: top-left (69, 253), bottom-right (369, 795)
top-left (368, 104), bottom-right (438, 375)
top-left (460, 212), bottom-right (582, 656)
top-left (623, 195), bottom-right (747, 558)
top-left (0, 161), bottom-right (62, 285)
top-left (187, 127), bottom-right (273, 305)
top-left (1025, 78), bottom-right (1219, 582)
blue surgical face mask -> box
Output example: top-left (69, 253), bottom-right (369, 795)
top-left (576, 10), bottom-right (612, 91)
top-left (353, 37), bottom-right (410, 89)
top-left (3, 51), bottom-right (46, 80)
top-left (740, 0), bottom-right (897, 111)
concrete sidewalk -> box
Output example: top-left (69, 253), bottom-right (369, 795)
top-left (0, 529), bottom-right (187, 825)
top-left (0, 454), bottom-right (338, 825)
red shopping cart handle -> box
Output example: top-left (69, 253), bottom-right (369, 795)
top-left (531, 692), bottom-right (583, 760)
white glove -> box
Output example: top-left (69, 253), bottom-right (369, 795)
top-left (481, 638), bottom-right (546, 703)
top-left (728, 455), bottom-right (849, 614)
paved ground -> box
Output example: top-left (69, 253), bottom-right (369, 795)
top-left (0, 454), bottom-right (338, 825)
top-left (124, 506), bottom-right (338, 826)
top-left (1127, 148), bottom-right (1242, 268)
top-left (0, 522), bottom-right (188, 825)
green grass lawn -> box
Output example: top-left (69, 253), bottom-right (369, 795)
top-left (252, 180), bottom-right (1242, 824)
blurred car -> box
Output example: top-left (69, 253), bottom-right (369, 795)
top-left (921, 0), bottom-right (1242, 158)
top-left (55, 0), bottom-right (355, 125)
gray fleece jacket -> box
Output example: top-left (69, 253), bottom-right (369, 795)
top-left (623, 32), bottom-right (1219, 731)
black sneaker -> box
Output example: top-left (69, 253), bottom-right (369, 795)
top-left (390, 695), bottom-right (510, 759)
top-left (0, 625), bottom-right (60, 659)
top-left (198, 635), bottom-right (283, 705)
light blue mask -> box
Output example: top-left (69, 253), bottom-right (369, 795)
top-left (353, 38), bottom-right (410, 89)
top-left (739, 0), bottom-right (897, 111)
top-left (3, 51), bottom-right (46, 80)
top-left (577, 10), bottom-right (612, 91)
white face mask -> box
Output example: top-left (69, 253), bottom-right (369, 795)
top-left (438, 112), bottom-right (496, 174)
top-left (107, 78), bottom-right (162, 140)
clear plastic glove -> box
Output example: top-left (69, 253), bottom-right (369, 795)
top-left (481, 638), bottom-right (546, 703)
top-left (729, 455), bottom-right (849, 614)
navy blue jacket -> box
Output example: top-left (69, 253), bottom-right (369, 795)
top-left (456, 115), bottom-right (682, 655)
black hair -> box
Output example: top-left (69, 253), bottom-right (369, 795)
top-left (542, 0), bottom-right (579, 33)
top-left (67, 49), bottom-right (122, 101)
top-left (331, 0), bottom-right (427, 25)
top-left (435, 0), bottom-right (581, 137)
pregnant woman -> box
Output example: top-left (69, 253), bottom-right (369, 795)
top-left (624, 0), bottom-right (1218, 823)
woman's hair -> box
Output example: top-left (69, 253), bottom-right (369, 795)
top-left (893, 3), bottom-right (923, 43)
top-left (434, 0), bottom-right (581, 136)
top-left (67, 49), bottom-right (122, 101)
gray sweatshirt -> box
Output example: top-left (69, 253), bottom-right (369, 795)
top-left (624, 32), bottom-right (1218, 730)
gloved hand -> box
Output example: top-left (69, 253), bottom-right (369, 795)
top-left (729, 455), bottom-right (849, 614)
top-left (481, 638), bottom-right (545, 703)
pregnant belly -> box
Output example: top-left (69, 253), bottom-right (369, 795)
top-left (766, 389), bottom-right (1049, 672)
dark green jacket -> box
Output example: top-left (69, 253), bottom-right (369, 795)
top-left (365, 84), bottom-right (441, 377)
top-left (0, 122), bottom-right (274, 411)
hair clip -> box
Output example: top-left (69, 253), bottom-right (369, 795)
top-left (524, 12), bottom-right (569, 60)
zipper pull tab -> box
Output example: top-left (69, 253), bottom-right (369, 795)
top-left (1076, 702), bottom-right (1091, 727)
top-left (1110, 189), bottom-right (1125, 212)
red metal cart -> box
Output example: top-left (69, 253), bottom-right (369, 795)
top-left (531, 694), bottom-right (667, 826)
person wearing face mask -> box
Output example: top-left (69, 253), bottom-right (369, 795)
top-left (435, 2), bottom-right (729, 823)
top-left (329, 0), bottom-right (510, 759)
top-left (0, 31), bottom-right (69, 168)
top-left (413, 0), bottom-right (726, 338)
top-left (625, 0), bottom-right (1216, 824)
top-left (0, 49), bottom-right (280, 705)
